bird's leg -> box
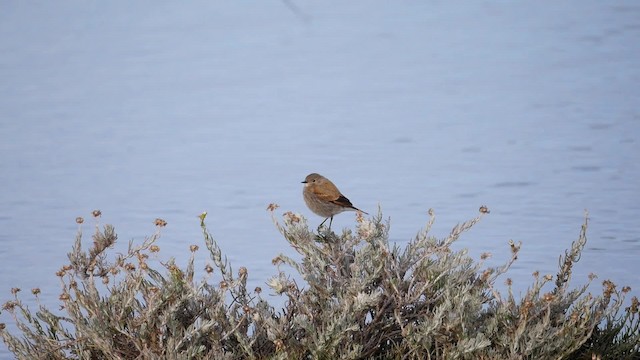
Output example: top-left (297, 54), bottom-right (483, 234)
top-left (319, 217), bottom-right (328, 227)
top-left (328, 216), bottom-right (333, 230)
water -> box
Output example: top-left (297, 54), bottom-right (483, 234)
top-left (1, 1), bottom-right (639, 357)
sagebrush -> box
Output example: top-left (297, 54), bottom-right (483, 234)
top-left (1, 207), bottom-right (638, 359)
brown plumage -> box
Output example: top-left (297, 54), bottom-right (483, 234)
top-left (302, 173), bottom-right (368, 229)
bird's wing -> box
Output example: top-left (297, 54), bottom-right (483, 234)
top-left (310, 179), bottom-right (340, 201)
top-left (330, 195), bottom-right (354, 208)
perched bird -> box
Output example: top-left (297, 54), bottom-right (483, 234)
top-left (302, 173), bottom-right (368, 229)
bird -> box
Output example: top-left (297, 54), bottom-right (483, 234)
top-left (302, 173), bottom-right (368, 229)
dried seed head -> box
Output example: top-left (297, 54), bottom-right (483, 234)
top-left (622, 286), bottom-right (631, 294)
top-left (190, 245), bottom-right (199, 252)
top-left (62, 265), bottom-right (73, 271)
top-left (124, 263), bottom-right (136, 271)
top-left (505, 278), bottom-right (512, 286)
top-left (239, 267), bottom-right (248, 278)
top-left (588, 273), bottom-right (597, 281)
top-left (571, 312), bottom-right (579, 322)
top-left (428, 208), bottom-right (434, 216)
top-left (0, 323), bottom-right (5, 330)
top-left (92, 210), bottom-right (102, 217)
top-left (148, 286), bottom-right (159, 293)
top-left (274, 339), bottom-right (285, 352)
top-left (59, 293), bottom-right (70, 301)
top-left (544, 274), bottom-right (553, 281)
top-left (102, 277), bottom-right (109, 285)
top-left (76, 217), bottom-right (84, 224)
top-left (628, 296), bottom-right (638, 314)
top-left (480, 252), bottom-right (491, 260)
top-left (480, 269), bottom-right (493, 282)
top-left (603, 280), bottom-right (616, 297)
top-left (219, 281), bottom-right (228, 289)
top-left (479, 205), bottom-right (490, 214)
top-left (31, 288), bottom-right (41, 296)
top-left (283, 211), bottom-right (301, 224)
top-left (10, 288), bottom-right (20, 295)
top-left (204, 264), bottom-right (214, 274)
top-left (543, 292), bottom-right (555, 302)
top-left (243, 305), bottom-right (252, 313)
top-left (149, 245), bottom-right (160, 253)
top-left (267, 203), bottom-right (279, 211)
top-left (56, 269), bottom-right (66, 277)
top-left (154, 218), bottom-right (167, 227)
top-left (532, 271), bottom-right (539, 278)
top-left (2, 301), bottom-right (17, 311)
top-left (254, 286), bottom-right (262, 294)
top-left (140, 262), bottom-right (148, 270)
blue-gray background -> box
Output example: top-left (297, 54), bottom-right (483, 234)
top-left (1, 2), bottom-right (639, 356)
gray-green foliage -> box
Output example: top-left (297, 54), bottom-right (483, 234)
top-left (1, 208), bottom-right (638, 359)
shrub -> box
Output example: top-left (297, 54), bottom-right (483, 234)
top-left (1, 207), bottom-right (638, 359)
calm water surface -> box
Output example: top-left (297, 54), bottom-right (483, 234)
top-left (1, 2), bottom-right (639, 357)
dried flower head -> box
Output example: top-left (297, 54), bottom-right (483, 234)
top-left (243, 305), bottom-right (252, 313)
top-left (480, 252), bottom-right (491, 260)
top-left (544, 274), bottom-right (553, 281)
top-left (267, 203), bottom-right (279, 212)
top-left (239, 267), bottom-right (248, 278)
top-left (505, 278), bottom-right (512, 286)
top-left (190, 245), bottom-right (199, 252)
top-left (140, 262), bottom-right (148, 270)
top-left (31, 288), bottom-right (41, 296)
top-left (10, 288), bottom-right (20, 295)
top-left (92, 210), bottom-right (102, 217)
top-left (59, 293), bottom-right (70, 301)
top-left (481, 269), bottom-right (493, 282)
top-left (622, 286), bottom-right (631, 294)
top-left (2, 301), bottom-right (17, 311)
top-left (428, 208), bottom-right (434, 216)
top-left (204, 264), bottom-right (214, 274)
top-left (154, 218), bottom-right (167, 227)
top-left (219, 281), bottom-right (228, 289)
top-left (149, 245), bottom-right (160, 253)
top-left (588, 273), bottom-right (597, 281)
top-left (75, 217), bottom-right (84, 224)
top-left (479, 205), bottom-right (490, 214)
top-left (283, 211), bottom-right (302, 225)
top-left (56, 269), bottom-right (66, 277)
top-left (532, 271), bottom-right (539, 278)
top-left (628, 296), bottom-right (638, 314)
top-left (0, 323), bottom-right (5, 330)
top-left (543, 292), bottom-right (555, 302)
top-left (124, 263), bottom-right (136, 271)
top-left (274, 339), bottom-right (285, 352)
top-left (254, 286), bottom-right (262, 294)
top-left (102, 277), bottom-right (109, 285)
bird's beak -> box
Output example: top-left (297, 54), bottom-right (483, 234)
top-left (301, 180), bottom-right (307, 184)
